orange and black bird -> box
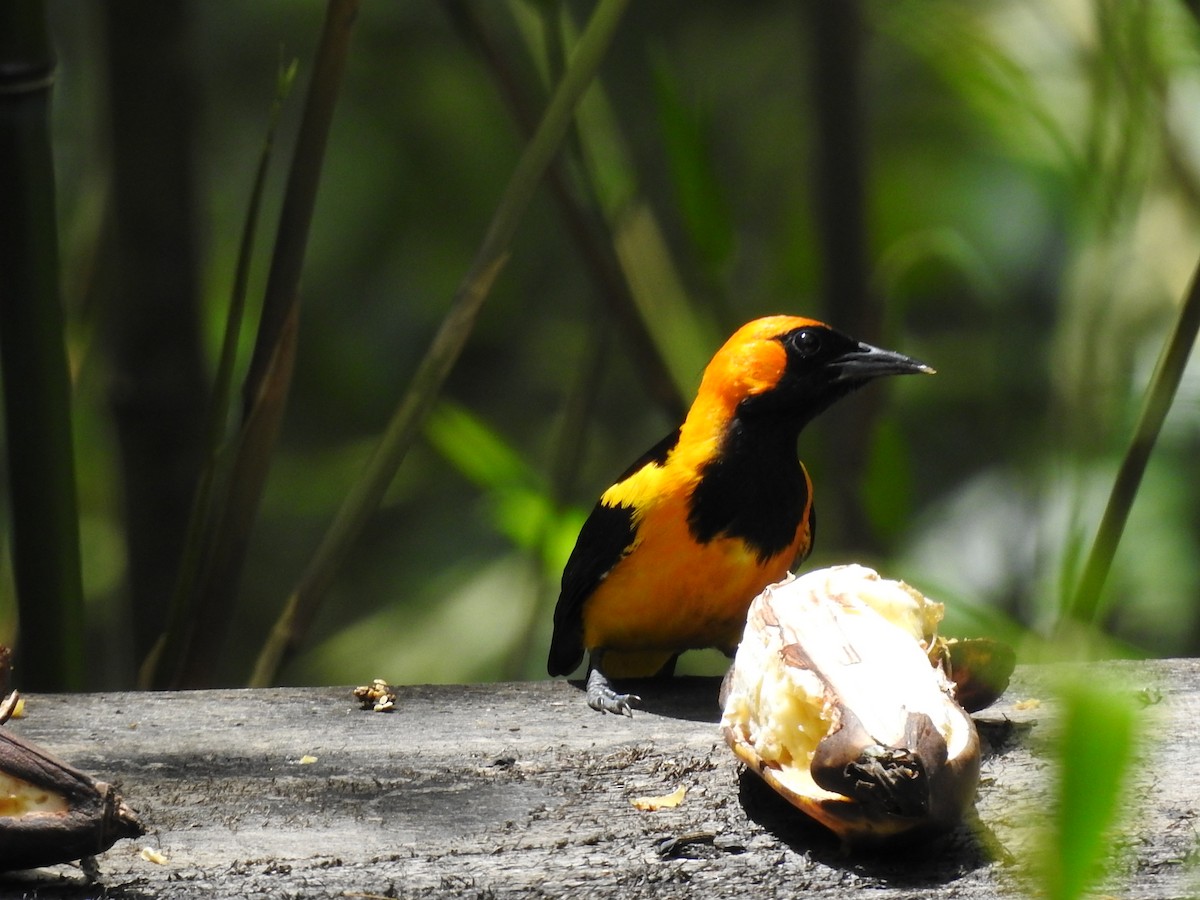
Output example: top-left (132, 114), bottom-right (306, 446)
top-left (547, 315), bottom-right (933, 715)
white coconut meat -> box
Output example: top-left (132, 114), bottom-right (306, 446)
top-left (721, 565), bottom-right (979, 836)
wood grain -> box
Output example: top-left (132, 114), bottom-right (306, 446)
top-left (1, 660), bottom-right (1195, 898)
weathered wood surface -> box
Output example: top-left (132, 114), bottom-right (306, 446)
top-left (1, 659), bottom-right (1196, 899)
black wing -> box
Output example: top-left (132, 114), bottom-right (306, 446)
top-left (546, 429), bottom-right (681, 676)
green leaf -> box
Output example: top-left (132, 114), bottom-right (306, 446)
top-left (424, 402), bottom-right (539, 496)
top-left (424, 402), bottom-right (556, 553)
top-left (1042, 678), bottom-right (1137, 900)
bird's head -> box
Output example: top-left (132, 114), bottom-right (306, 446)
top-left (696, 315), bottom-right (933, 429)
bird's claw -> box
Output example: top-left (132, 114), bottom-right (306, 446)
top-left (590, 690), bottom-right (641, 717)
top-left (586, 668), bottom-right (641, 717)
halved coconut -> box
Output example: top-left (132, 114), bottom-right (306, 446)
top-left (720, 565), bottom-right (981, 845)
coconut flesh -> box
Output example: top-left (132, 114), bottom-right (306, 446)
top-left (720, 564), bottom-right (981, 843)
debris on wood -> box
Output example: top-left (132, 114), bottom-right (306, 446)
top-left (139, 846), bottom-right (169, 865)
top-left (631, 784), bottom-right (687, 810)
top-left (353, 678), bottom-right (398, 712)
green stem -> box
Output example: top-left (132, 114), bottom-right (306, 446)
top-left (0, 2), bottom-right (85, 690)
top-left (249, 0), bottom-right (633, 687)
top-left (1064, 254), bottom-right (1200, 629)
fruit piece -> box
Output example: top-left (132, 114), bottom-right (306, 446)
top-left (140, 846), bottom-right (169, 865)
top-left (0, 692), bottom-right (143, 871)
top-left (929, 636), bottom-right (1016, 713)
top-left (720, 565), bottom-right (982, 846)
top-left (631, 785), bottom-right (688, 811)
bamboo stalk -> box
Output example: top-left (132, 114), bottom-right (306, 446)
top-left (165, 0), bottom-right (361, 688)
top-left (250, 0), bottom-right (634, 687)
top-left (0, 1), bottom-right (85, 690)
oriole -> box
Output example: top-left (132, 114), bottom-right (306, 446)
top-left (547, 315), bottom-right (932, 715)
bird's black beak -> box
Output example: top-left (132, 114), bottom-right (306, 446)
top-left (832, 341), bottom-right (935, 383)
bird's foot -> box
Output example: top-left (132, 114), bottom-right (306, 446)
top-left (586, 668), bottom-right (641, 717)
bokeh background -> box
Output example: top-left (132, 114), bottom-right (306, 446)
top-left (12, 0), bottom-right (1200, 689)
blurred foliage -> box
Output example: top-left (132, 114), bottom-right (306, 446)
top-left (1032, 676), bottom-right (1139, 900)
top-left (8, 0), bottom-right (1200, 698)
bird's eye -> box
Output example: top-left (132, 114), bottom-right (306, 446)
top-left (790, 329), bottom-right (822, 358)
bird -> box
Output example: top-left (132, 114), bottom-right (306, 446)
top-left (546, 315), bottom-right (933, 715)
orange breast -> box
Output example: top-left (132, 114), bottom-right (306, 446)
top-left (581, 490), bottom-right (812, 660)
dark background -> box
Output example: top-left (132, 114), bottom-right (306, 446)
top-left (13, 0), bottom-right (1200, 688)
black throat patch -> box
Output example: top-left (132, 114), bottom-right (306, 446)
top-left (685, 415), bottom-right (810, 563)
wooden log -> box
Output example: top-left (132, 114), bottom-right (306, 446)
top-left (0, 659), bottom-right (1195, 898)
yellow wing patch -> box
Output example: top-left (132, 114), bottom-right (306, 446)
top-left (599, 459), bottom-right (678, 523)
